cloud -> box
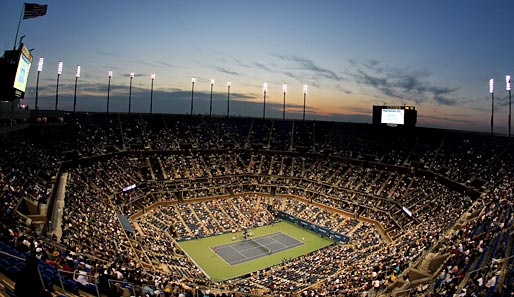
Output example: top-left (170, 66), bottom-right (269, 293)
top-left (253, 62), bottom-right (273, 72)
top-left (274, 54), bottom-right (344, 82)
top-left (350, 60), bottom-right (459, 106)
top-left (213, 66), bottom-right (239, 76)
top-left (335, 83), bottom-right (352, 94)
top-left (94, 50), bottom-right (118, 57)
top-left (25, 83), bottom-right (284, 118)
top-left (153, 60), bottom-right (175, 68)
top-left (418, 114), bottom-right (479, 125)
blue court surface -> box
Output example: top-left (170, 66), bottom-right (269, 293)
top-left (211, 232), bottom-right (303, 265)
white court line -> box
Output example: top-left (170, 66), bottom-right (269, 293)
top-left (215, 232), bottom-right (302, 265)
top-left (217, 242), bottom-right (267, 265)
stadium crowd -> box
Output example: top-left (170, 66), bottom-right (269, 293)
top-left (0, 112), bottom-right (512, 296)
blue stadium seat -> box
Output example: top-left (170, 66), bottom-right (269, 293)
top-left (83, 283), bottom-right (98, 294)
top-left (6, 265), bottom-right (21, 280)
top-left (63, 279), bottom-right (80, 295)
top-left (41, 273), bottom-right (55, 292)
top-left (0, 258), bottom-right (10, 273)
top-left (19, 252), bottom-right (30, 259)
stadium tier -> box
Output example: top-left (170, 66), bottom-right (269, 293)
top-left (0, 112), bottom-right (513, 296)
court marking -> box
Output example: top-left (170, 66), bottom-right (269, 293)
top-left (210, 232), bottom-right (303, 265)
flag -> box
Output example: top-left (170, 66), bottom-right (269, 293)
top-left (23, 3), bottom-right (48, 20)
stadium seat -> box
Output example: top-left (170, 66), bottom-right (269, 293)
top-left (6, 265), bottom-right (21, 280)
top-left (41, 273), bottom-right (55, 292)
top-left (0, 258), bottom-right (10, 273)
top-left (62, 279), bottom-right (80, 295)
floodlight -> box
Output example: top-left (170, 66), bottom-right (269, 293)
top-left (506, 75), bottom-right (511, 91)
top-left (76, 65), bottom-right (81, 78)
top-left (57, 61), bottom-right (63, 75)
top-left (108, 70), bottom-right (113, 77)
top-left (489, 79), bottom-right (494, 94)
top-left (37, 57), bottom-right (44, 72)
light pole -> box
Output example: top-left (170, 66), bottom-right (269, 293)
top-left (210, 79), bottom-right (214, 117)
top-left (107, 71), bottom-right (113, 113)
top-left (55, 61), bottom-right (63, 110)
top-left (191, 77), bottom-right (196, 116)
top-left (129, 72), bottom-right (134, 115)
top-left (73, 65), bottom-right (80, 113)
top-left (35, 57), bottom-right (43, 110)
top-left (227, 81), bottom-right (231, 117)
top-left (150, 73), bottom-right (155, 114)
top-left (263, 83), bottom-right (267, 120)
top-left (303, 84), bottom-right (308, 121)
top-left (282, 83), bottom-right (287, 120)
top-left (507, 75), bottom-right (511, 137)
top-left (489, 78), bottom-right (494, 135)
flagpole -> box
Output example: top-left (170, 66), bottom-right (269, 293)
top-left (13, 3), bottom-right (24, 50)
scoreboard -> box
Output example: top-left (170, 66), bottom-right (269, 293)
top-left (0, 43), bottom-right (33, 101)
top-left (372, 105), bottom-right (417, 128)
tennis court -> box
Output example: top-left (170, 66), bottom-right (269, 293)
top-left (211, 232), bottom-right (303, 265)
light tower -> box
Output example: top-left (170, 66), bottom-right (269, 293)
top-left (107, 71), bottom-right (113, 113)
top-left (303, 84), bottom-right (308, 121)
top-left (227, 81), bottom-right (231, 117)
top-left (507, 75), bottom-right (511, 137)
top-left (55, 61), bottom-right (63, 110)
top-left (129, 72), bottom-right (134, 115)
top-left (209, 80), bottom-right (214, 117)
top-left (73, 65), bottom-right (80, 113)
top-left (489, 78), bottom-right (494, 135)
top-left (282, 83), bottom-right (287, 120)
top-left (263, 83), bottom-right (268, 120)
top-left (150, 73), bottom-right (156, 114)
top-left (35, 57), bottom-right (43, 110)
top-left (191, 77), bottom-right (196, 116)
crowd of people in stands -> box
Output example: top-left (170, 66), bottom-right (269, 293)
top-left (0, 112), bottom-right (512, 296)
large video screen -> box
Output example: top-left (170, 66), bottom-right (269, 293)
top-left (381, 108), bottom-right (405, 125)
top-left (13, 45), bottom-right (32, 92)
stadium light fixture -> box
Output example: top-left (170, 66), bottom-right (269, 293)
top-left (57, 61), bottom-right (63, 75)
top-left (490, 78), bottom-right (494, 135)
top-left (129, 72), bottom-right (135, 115)
top-left (37, 57), bottom-right (44, 72)
top-left (191, 77), bottom-right (196, 116)
top-left (107, 71), bottom-right (113, 113)
top-left (150, 73), bottom-right (156, 115)
top-left (505, 75), bottom-right (512, 137)
top-left (263, 83), bottom-right (268, 120)
top-left (73, 65), bottom-right (80, 113)
top-left (303, 84), bottom-right (308, 121)
top-left (282, 83), bottom-right (287, 120)
top-left (35, 57), bottom-right (44, 109)
top-left (210, 79), bottom-right (214, 117)
top-left (227, 81), bottom-right (231, 117)
top-left (55, 61), bottom-right (63, 110)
